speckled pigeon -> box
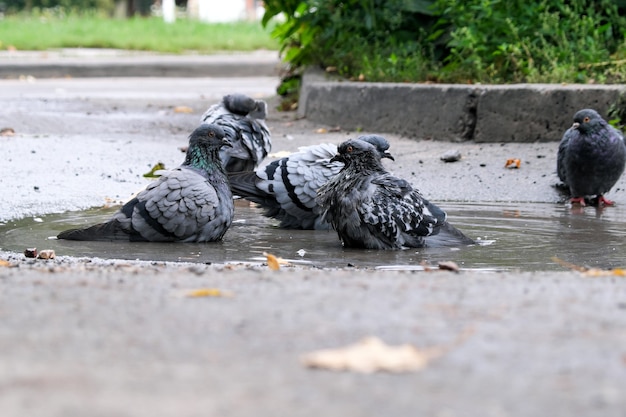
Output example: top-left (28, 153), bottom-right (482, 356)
top-left (557, 108), bottom-right (626, 206)
top-left (316, 138), bottom-right (474, 249)
top-left (227, 135), bottom-right (394, 230)
top-left (201, 93), bottom-right (271, 173)
top-left (57, 124), bottom-right (234, 242)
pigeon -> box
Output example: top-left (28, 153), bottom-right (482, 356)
top-left (316, 138), bottom-right (474, 249)
top-left (201, 93), bottom-right (271, 173)
top-left (557, 108), bottom-right (626, 206)
top-left (227, 135), bottom-right (394, 230)
top-left (57, 124), bottom-right (234, 242)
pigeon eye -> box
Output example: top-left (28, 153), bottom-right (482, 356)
top-left (208, 131), bottom-right (215, 137)
top-left (347, 146), bottom-right (353, 153)
top-left (583, 117), bottom-right (590, 123)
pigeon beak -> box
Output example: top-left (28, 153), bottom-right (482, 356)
top-left (572, 122), bottom-right (580, 129)
top-left (221, 138), bottom-right (233, 148)
top-left (382, 151), bottom-right (395, 161)
top-left (330, 154), bottom-right (343, 163)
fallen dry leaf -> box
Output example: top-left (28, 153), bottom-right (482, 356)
top-left (301, 337), bottom-right (442, 373)
top-left (302, 328), bottom-right (474, 374)
top-left (143, 162), bottom-right (166, 178)
top-left (552, 257), bottom-right (626, 277)
top-left (0, 127), bottom-right (15, 136)
top-left (264, 252), bottom-right (288, 270)
top-left (582, 268), bottom-right (626, 277)
top-left (0, 260), bottom-right (12, 267)
top-left (173, 106), bottom-right (194, 114)
top-left (504, 158), bottom-right (521, 169)
top-left (316, 128), bottom-right (328, 134)
top-left (420, 260), bottom-right (433, 271)
top-left (185, 288), bottom-right (233, 298)
top-left (37, 249), bottom-right (55, 260)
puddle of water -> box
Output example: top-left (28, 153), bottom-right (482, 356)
top-left (1, 201), bottom-right (625, 271)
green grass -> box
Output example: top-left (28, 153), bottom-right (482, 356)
top-left (0, 13), bottom-right (279, 53)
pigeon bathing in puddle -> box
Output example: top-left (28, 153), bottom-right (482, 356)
top-left (557, 108), bottom-right (626, 206)
top-left (316, 138), bottom-right (475, 249)
top-left (227, 135), bottom-right (394, 230)
top-left (57, 124), bottom-right (234, 242)
top-left (201, 93), bottom-right (271, 173)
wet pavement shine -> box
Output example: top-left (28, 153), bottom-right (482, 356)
top-left (3, 200), bottom-right (626, 272)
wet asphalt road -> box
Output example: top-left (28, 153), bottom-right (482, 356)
top-left (1, 76), bottom-right (626, 417)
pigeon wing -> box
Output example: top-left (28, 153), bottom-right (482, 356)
top-left (557, 128), bottom-right (572, 184)
top-left (130, 167), bottom-right (225, 242)
top-left (362, 175), bottom-right (445, 247)
top-left (252, 143), bottom-right (340, 229)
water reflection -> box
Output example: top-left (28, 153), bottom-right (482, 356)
top-left (1, 201), bottom-right (625, 271)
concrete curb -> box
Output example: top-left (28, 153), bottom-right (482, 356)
top-left (0, 50), bottom-right (284, 78)
top-left (4, 49), bottom-right (626, 142)
top-left (298, 69), bottom-right (626, 142)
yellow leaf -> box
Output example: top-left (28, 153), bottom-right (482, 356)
top-left (0, 260), bottom-right (12, 267)
top-left (504, 158), bottom-right (521, 169)
top-left (185, 288), bottom-right (232, 298)
top-left (143, 162), bottom-right (166, 178)
top-left (551, 256), bottom-right (587, 272)
top-left (316, 128), bottom-right (328, 134)
top-left (173, 106), bottom-right (194, 114)
top-left (552, 257), bottom-right (626, 277)
top-left (263, 252), bottom-right (289, 270)
top-left (582, 268), bottom-right (626, 277)
top-left (265, 252), bottom-right (281, 270)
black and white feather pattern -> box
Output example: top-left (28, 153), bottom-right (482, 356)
top-left (317, 138), bottom-right (474, 249)
top-left (201, 93), bottom-right (271, 173)
top-left (227, 135), bottom-right (393, 230)
top-left (57, 124), bottom-right (234, 242)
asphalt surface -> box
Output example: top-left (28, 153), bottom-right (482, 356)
top-left (1, 51), bottom-right (626, 417)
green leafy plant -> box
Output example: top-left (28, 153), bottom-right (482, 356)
top-left (263, 0), bottom-right (626, 86)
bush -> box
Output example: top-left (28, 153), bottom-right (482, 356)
top-left (263, 0), bottom-right (626, 84)
top-left (263, 0), bottom-right (440, 80)
top-left (436, 0), bottom-right (626, 83)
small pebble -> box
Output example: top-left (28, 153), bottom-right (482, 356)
top-left (438, 261), bottom-right (460, 272)
top-left (24, 248), bottom-right (38, 258)
top-left (440, 149), bottom-right (462, 163)
top-left (37, 249), bottom-right (56, 260)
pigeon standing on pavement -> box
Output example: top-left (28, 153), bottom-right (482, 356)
top-left (201, 93), bottom-right (271, 173)
top-left (317, 138), bottom-right (474, 249)
top-left (557, 108), bottom-right (626, 206)
top-left (57, 124), bottom-right (234, 242)
top-left (227, 135), bottom-right (394, 230)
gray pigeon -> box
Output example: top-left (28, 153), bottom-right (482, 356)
top-left (201, 93), bottom-right (271, 173)
top-left (557, 108), bottom-right (626, 206)
top-left (317, 138), bottom-right (474, 249)
top-left (57, 124), bottom-right (234, 242)
top-left (227, 135), bottom-right (394, 230)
